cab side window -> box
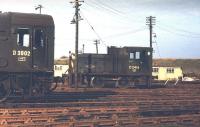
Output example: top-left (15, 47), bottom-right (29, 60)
top-left (17, 28), bottom-right (30, 47)
top-left (129, 52), bottom-right (140, 60)
top-left (129, 52), bottom-right (135, 59)
top-left (135, 52), bottom-right (140, 59)
top-left (34, 29), bottom-right (44, 48)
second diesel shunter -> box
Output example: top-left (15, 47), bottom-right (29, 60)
top-left (69, 46), bottom-right (152, 87)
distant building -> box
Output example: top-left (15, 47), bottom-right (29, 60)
top-left (54, 56), bottom-right (69, 77)
top-left (152, 67), bottom-right (183, 81)
top-left (153, 59), bottom-right (200, 75)
top-left (54, 65), bottom-right (69, 77)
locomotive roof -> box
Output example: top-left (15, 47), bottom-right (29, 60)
top-left (0, 12), bottom-right (54, 26)
top-left (108, 46), bottom-right (152, 51)
top-left (110, 46), bottom-right (151, 49)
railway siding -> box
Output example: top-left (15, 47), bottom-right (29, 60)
top-left (0, 84), bottom-right (200, 126)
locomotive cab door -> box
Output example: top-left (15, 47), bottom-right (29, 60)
top-left (12, 27), bottom-right (32, 71)
top-left (32, 28), bottom-right (47, 70)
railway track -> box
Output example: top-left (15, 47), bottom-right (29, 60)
top-left (0, 84), bottom-right (200, 126)
top-left (0, 109), bottom-right (199, 127)
top-left (0, 105), bottom-right (200, 127)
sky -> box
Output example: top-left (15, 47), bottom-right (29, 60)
top-left (0, 0), bottom-right (200, 58)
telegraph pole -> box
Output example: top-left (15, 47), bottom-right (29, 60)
top-left (146, 16), bottom-right (156, 49)
top-left (146, 16), bottom-right (156, 88)
top-left (94, 40), bottom-right (100, 54)
top-left (70, 0), bottom-right (83, 88)
top-left (35, 4), bottom-right (43, 14)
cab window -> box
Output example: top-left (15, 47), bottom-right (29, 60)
top-left (135, 52), bottom-right (140, 59)
top-left (129, 52), bottom-right (135, 59)
top-left (34, 29), bottom-right (44, 48)
top-left (129, 52), bottom-right (140, 59)
top-left (17, 28), bottom-right (30, 47)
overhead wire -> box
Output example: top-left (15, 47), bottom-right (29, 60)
top-left (84, 0), bottom-right (200, 38)
top-left (93, 0), bottom-right (124, 15)
top-left (82, 2), bottom-right (129, 25)
top-left (80, 10), bottom-right (148, 48)
top-left (156, 25), bottom-right (200, 38)
top-left (103, 27), bottom-right (147, 39)
top-left (78, 0), bottom-right (200, 59)
top-left (156, 23), bottom-right (200, 36)
top-left (84, 0), bottom-right (122, 16)
top-left (83, 0), bottom-right (145, 25)
top-left (80, 9), bottom-right (149, 45)
top-left (80, 11), bottom-right (108, 47)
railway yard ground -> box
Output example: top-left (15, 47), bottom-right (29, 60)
top-left (0, 83), bottom-right (200, 127)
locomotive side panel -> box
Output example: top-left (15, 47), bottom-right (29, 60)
top-left (0, 12), bottom-right (54, 72)
top-left (123, 47), bottom-right (152, 75)
top-left (107, 46), bottom-right (152, 75)
top-left (90, 54), bottom-right (105, 73)
top-left (78, 47), bottom-right (152, 76)
top-left (10, 12), bottom-right (54, 72)
top-left (0, 13), bottom-right (11, 71)
top-left (32, 26), bottom-right (54, 71)
top-left (78, 54), bottom-right (89, 73)
top-left (104, 55), bottom-right (113, 74)
top-left (117, 54), bottom-right (129, 74)
top-left (78, 54), bottom-right (106, 74)
top-left (10, 27), bottom-right (32, 72)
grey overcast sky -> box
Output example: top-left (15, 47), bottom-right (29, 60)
top-left (0, 0), bottom-right (200, 58)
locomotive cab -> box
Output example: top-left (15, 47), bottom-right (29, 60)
top-left (0, 12), bottom-right (54, 100)
top-left (10, 13), bottom-right (54, 72)
top-left (108, 46), bottom-right (152, 86)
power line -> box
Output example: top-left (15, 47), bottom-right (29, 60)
top-left (85, 0), bottom-right (122, 16)
top-left (156, 25), bottom-right (200, 38)
top-left (93, 0), bottom-right (124, 15)
top-left (82, 2), bottom-right (128, 25)
top-left (91, 0), bottom-right (145, 23)
top-left (103, 27), bottom-right (147, 39)
top-left (80, 10), bottom-right (147, 47)
top-left (83, 1), bottom-right (144, 24)
top-left (80, 11), bottom-right (107, 47)
top-left (157, 23), bottom-right (200, 36)
top-left (87, 1), bottom-right (200, 36)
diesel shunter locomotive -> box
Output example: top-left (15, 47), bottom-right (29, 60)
top-left (0, 12), bottom-right (54, 101)
top-left (69, 46), bottom-right (152, 87)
